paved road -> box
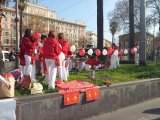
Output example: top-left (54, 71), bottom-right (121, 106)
top-left (83, 98), bottom-right (160, 120)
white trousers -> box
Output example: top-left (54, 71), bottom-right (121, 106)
top-left (135, 53), bottom-right (139, 65)
top-left (24, 55), bottom-right (36, 83)
top-left (109, 54), bottom-right (119, 70)
top-left (31, 64), bottom-right (36, 83)
top-left (66, 58), bottom-right (70, 77)
top-left (20, 65), bottom-right (24, 75)
top-left (58, 60), bottom-right (67, 81)
top-left (45, 59), bottom-right (57, 89)
top-left (24, 55), bottom-right (31, 76)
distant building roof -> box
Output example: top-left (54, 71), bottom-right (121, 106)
top-left (119, 32), bottom-right (154, 39)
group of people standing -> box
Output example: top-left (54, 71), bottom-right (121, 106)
top-left (19, 28), bottom-right (72, 89)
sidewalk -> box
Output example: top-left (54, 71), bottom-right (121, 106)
top-left (83, 98), bottom-right (160, 120)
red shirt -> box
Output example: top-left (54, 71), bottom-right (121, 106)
top-left (19, 42), bottom-right (25, 59)
top-left (43, 37), bottom-right (61, 60)
top-left (59, 39), bottom-right (72, 58)
top-left (22, 37), bottom-right (38, 56)
top-left (86, 58), bottom-right (100, 66)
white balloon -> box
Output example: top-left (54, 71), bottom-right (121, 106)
top-left (124, 49), bottom-right (128, 55)
top-left (134, 47), bottom-right (137, 53)
top-left (113, 50), bottom-right (118, 56)
top-left (102, 49), bottom-right (108, 55)
top-left (136, 45), bottom-right (139, 49)
top-left (88, 49), bottom-right (93, 56)
top-left (85, 64), bottom-right (91, 71)
top-left (38, 42), bottom-right (43, 47)
top-left (58, 52), bottom-right (65, 60)
top-left (70, 45), bottom-right (76, 52)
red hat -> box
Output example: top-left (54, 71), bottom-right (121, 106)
top-left (32, 33), bottom-right (41, 39)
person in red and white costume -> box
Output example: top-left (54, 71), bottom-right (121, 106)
top-left (109, 43), bottom-right (119, 69)
top-left (37, 34), bottom-right (47, 76)
top-left (58, 33), bottom-right (72, 81)
top-left (43, 30), bottom-right (61, 89)
top-left (19, 38), bottom-right (26, 75)
top-left (30, 32), bottom-right (41, 82)
top-left (21, 28), bottom-right (40, 83)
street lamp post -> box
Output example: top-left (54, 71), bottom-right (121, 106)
top-left (97, 0), bottom-right (104, 50)
top-left (15, 0), bottom-right (19, 68)
top-left (18, 0), bottom-right (26, 43)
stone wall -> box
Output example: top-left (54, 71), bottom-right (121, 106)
top-left (16, 78), bottom-right (160, 120)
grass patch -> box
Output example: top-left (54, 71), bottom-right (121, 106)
top-left (68, 62), bottom-right (160, 84)
top-left (15, 62), bottom-right (160, 96)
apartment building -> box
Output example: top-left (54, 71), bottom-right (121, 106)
top-left (119, 32), bottom-right (154, 51)
top-left (0, 2), bottom-right (86, 51)
top-left (86, 31), bottom-right (111, 48)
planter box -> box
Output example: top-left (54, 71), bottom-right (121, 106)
top-left (16, 78), bottom-right (160, 120)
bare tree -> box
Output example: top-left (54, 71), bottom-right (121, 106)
top-left (108, 0), bottom-right (156, 32)
top-left (146, 0), bottom-right (160, 32)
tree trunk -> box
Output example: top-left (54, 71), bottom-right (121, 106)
top-left (139, 0), bottom-right (146, 66)
top-left (20, 10), bottom-right (22, 43)
top-left (97, 0), bottom-right (104, 50)
top-left (112, 34), bottom-right (114, 44)
top-left (15, 0), bottom-right (19, 69)
top-left (159, 16), bottom-right (160, 32)
top-left (129, 0), bottom-right (135, 61)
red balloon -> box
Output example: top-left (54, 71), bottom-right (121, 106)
top-left (95, 49), bottom-right (101, 56)
top-left (107, 47), bottom-right (113, 55)
top-left (79, 48), bottom-right (85, 57)
top-left (131, 49), bottom-right (135, 54)
top-left (118, 49), bottom-right (124, 56)
top-left (2, 73), bottom-right (14, 79)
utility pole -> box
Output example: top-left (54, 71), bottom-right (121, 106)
top-left (15, 0), bottom-right (19, 68)
top-left (129, 0), bottom-right (135, 61)
top-left (97, 0), bottom-right (103, 50)
top-left (139, 0), bottom-right (146, 66)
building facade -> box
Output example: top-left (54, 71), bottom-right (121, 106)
top-left (86, 31), bottom-right (111, 48)
top-left (119, 32), bottom-right (154, 51)
top-left (86, 31), bottom-right (97, 48)
top-left (0, 2), bottom-right (86, 51)
top-left (154, 36), bottom-right (160, 51)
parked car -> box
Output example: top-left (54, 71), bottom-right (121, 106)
top-left (1, 50), bottom-right (9, 62)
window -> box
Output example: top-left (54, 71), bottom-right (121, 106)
top-left (12, 39), bottom-right (16, 45)
top-left (12, 13), bottom-right (16, 17)
top-left (4, 24), bottom-right (8, 30)
top-left (4, 39), bottom-right (9, 44)
top-left (12, 18), bottom-right (15, 22)
top-left (3, 32), bottom-right (9, 36)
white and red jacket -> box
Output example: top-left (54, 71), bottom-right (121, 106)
top-left (58, 39), bottom-right (72, 58)
top-left (43, 37), bottom-right (61, 60)
top-left (22, 37), bottom-right (38, 57)
top-left (19, 37), bottom-right (38, 65)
